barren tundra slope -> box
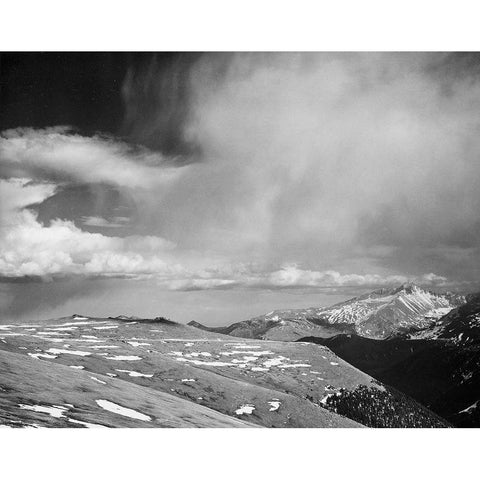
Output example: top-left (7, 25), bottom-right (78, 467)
top-left (0, 314), bottom-right (448, 427)
top-left (0, 315), bottom-right (366, 428)
top-left (0, 349), bottom-right (254, 428)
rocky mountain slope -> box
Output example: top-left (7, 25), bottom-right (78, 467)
top-left (0, 314), bottom-right (447, 428)
top-left (191, 284), bottom-right (465, 341)
top-left (299, 293), bottom-right (480, 427)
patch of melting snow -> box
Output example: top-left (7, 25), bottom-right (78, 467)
top-left (232, 345), bottom-right (261, 349)
top-left (106, 373), bottom-right (118, 377)
top-left (89, 345), bottom-right (119, 349)
top-left (82, 335), bottom-right (98, 339)
top-left (28, 353), bottom-right (58, 360)
top-left (330, 362), bottom-right (339, 366)
top-left (69, 365), bottom-right (85, 370)
top-left (459, 400), bottom-right (479, 414)
top-left (184, 342), bottom-right (194, 347)
top-left (127, 341), bottom-right (151, 347)
top-left (169, 351), bottom-right (184, 356)
top-left (93, 325), bottom-right (119, 330)
top-left (223, 350), bottom-right (274, 356)
top-left (181, 378), bottom-right (196, 382)
top-left (280, 364), bottom-right (311, 368)
top-left (68, 418), bottom-right (108, 428)
top-left (18, 404), bottom-right (68, 418)
top-left (235, 404), bottom-right (255, 415)
top-left (95, 399), bottom-right (151, 422)
top-left (56, 321), bottom-right (102, 327)
top-left (268, 400), bottom-right (281, 412)
top-left (47, 348), bottom-right (91, 356)
top-left (49, 326), bottom-right (78, 331)
top-left (263, 357), bottom-right (288, 368)
top-left (116, 369), bottom-right (153, 378)
top-left (90, 376), bottom-right (107, 385)
top-left (175, 358), bottom-right (235, 367)
top-left (106, 355), bottom-right (142, 361)
top-left (320, 393), bottom-right (335, 405)
top-left (69, 338), bottom-right (103, 343)
top-left (242, 356), bottom-right (259, 362)
top-left (251, 366), bottom-right (270, 372)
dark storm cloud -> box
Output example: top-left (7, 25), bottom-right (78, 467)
top-left (120, 53), bottom-right (204, 159)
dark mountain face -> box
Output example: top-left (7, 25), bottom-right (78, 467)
top-left (191, 284), bottom-right (465, 341)
top-left (298, 293), bottom-right (480, 427)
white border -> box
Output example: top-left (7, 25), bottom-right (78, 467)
top-left (1, 0), bottom-right (480, 51)
top-left (1, 1), bottom-right (479, 478)
top-left (0, 427), bottom-right (477, 479)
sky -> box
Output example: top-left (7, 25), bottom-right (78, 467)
top-left (1, 52), bottom-right (480, 325)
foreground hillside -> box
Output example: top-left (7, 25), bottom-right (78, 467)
top-left (192, 284), bottom-right (464, 341)
top-left (299, 294), bottom-right (480, 427)
top-left (0, 314), bottom-right (447, 428)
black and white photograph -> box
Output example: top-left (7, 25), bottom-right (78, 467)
top-left (0, 2), bottom-right (478, 478)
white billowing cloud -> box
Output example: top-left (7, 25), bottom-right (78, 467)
top-left (0, 126), bottom-right (182, 189)
top-left (258, 265), bottom-right (448, 289)
top-left (0, 178), bottom-right (177, 279)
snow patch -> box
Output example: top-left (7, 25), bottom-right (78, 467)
top-left (127, 341), bottom-right (151, 347)
top-left (95, 399), bottom-right (151, 422)
top-left (18, 404), bottom-right (67, 418)
top-left (268, 400), bottom-right (281, 412)
top-left (68, 418), bottom-right (107, 428)
top-left (106, 355), bottom-right (142, 361)
top-left (28, 353), bottom-right (58, 360)
top-left (235, 404), bottom-right (255, 415)
top-left (116, 369), bottom-right (153, 378)
top-left (46, 348), bottom-right (91, 357)
top-left (90, 376), bottom-right (107, 385)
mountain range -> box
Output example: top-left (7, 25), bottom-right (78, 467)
top-left (190, 284), bottom-right (465, 340)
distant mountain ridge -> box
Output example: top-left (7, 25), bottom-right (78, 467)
top-left (190, 284), bottom-right (465, 340)
top-left (298, 292), bottom-right (480, 427)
